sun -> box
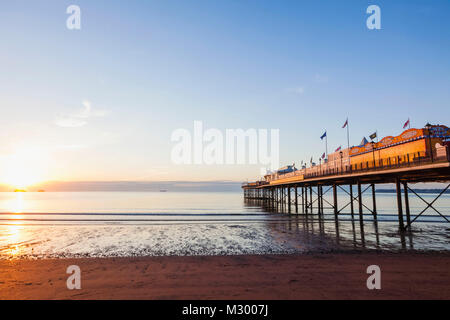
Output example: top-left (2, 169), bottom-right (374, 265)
top-left (0, 147), bottom-right (48, 190)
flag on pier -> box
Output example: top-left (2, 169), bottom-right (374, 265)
top-left (335, 146), bottom-right (342, 152)
top-left (320, 131), bottom-right (327, 140)
top-left (321, 152), bottom-right (325, 159)
top-left (360, 137), bottom-right (368, 146)
top-left (342, 117), bottom-right (350, 153)
top-left (369, 132), bottom-right (377, 140)
top-left (342, 118), bottom-right (348, 128)
top-left (403, 118), bottom-right (410, 129)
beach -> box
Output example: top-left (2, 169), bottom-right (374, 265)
top-left (1, 192), bottom-right (449, 300)
top-left (1, 252), bottom-right (449, 300)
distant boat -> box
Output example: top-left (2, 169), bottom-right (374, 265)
top-left (160, 189), bottom-right (168, 192)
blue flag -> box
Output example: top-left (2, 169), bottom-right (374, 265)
top-left (320, 131), bottom-right (327, 140)
top-left (360, 137), bottom-right (368, 146)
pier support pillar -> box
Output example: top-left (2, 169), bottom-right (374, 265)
top-left (275, 188), bottom-right (278, 208)
top-left (349, 184), bottom-right (354, 219)
top-left (277, 187), bottom-right (280, 210)
top-left (396, 178), bottom-right (405, 231)
top-left (320, 186), bottom-right (324, 215)
top-left (288, 187), bottom-right (291, 213)
top-left (333, 184), bottom-right (338, 219)
top-left (357, 181), bottom-right (364, 225)
top-left (309, 186), bottom-right (313, 213)
top-left (317, 186), bottom-right (321, 214)
top-left (305, 186), bottom-right (308, 214)
top-left (403, 181), bottom-right (411, 230)
top-left (295, 186), bottom-right (298, 213)
top-left (271, 188), bottom-right (275, 208)
top-left (371, 184), bottom-right (377, 220)
top-left (301, 186), bottom-right (305, 214)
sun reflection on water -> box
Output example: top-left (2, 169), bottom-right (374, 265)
top-left (3, 225), bottom-right (24, 258)
top-left (14, 192), bottom-right (24, 214)
top-left (4, 192), bottom-right (26, 216)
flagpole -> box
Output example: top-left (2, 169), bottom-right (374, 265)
top-left (325, 131), bottom-right (328, 159)
top-left (346, 119), bottom-right (350, 171)
top-left (346, 120), bottom-right (350, 150)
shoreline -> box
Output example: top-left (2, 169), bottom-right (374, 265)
top-left (1, 251), bottom-right (449, 300)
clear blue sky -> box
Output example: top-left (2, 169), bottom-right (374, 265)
top-left (0, 0), bottom-right (449, 184)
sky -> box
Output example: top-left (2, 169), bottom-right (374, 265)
top-left (0, 0), bottom-right (449, 187)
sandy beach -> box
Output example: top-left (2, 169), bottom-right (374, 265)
top-left (1, 252), bottom-right (449, 300)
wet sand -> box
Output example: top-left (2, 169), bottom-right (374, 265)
top-left (1, 252), bottom-right (449, 300)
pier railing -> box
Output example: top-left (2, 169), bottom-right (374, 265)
top-left (304, 150), bottom-right (447, 179)
top-left (243, 146), bottom-right (449, 187)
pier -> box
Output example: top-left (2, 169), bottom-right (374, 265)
top-left (243, 152), bottom-right (450, 231)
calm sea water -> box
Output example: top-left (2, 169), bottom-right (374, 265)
top-left (0, 191), bottom-right (448, 259)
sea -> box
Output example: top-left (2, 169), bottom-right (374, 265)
top-left (0, 191), bottom-right (449, 259)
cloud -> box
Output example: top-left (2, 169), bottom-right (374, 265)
top-left (55, 101), bottom-right (107, 128)
top-left (286, 86), bottom-right (305, 95)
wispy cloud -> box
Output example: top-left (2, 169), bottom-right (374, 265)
top-left (286, 86), bottom-right (305, 95)
top-left (55, 101), bottom-right (107, 128)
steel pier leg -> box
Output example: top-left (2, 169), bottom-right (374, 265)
top-left (403, 181), bottom-right (411, 230)
top-left (318, 186), bottom-right (322, 214)
top-left (358, 181), bottom-right (363, 224)
top-left (349, 184), bottom-right (354, 219)
top-left (272, 188), bottom-right (275, 208)
top-left (301, 186), bottom-right (305, 214)
top-left (333, 184), bottom-right (338, 219)
top-left (371, 183), bottom-right (377, 220)
top-left (305, 186), bottom-right (308, 214)
top-left (288, 187), bottom-right (291, 214)
top-left (320, 186), bottom-right (324, 215)
top-left (396, 178), bottom-right (405, 231)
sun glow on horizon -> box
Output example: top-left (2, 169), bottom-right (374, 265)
top-left (0, 147), bottom-right (49, 190)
